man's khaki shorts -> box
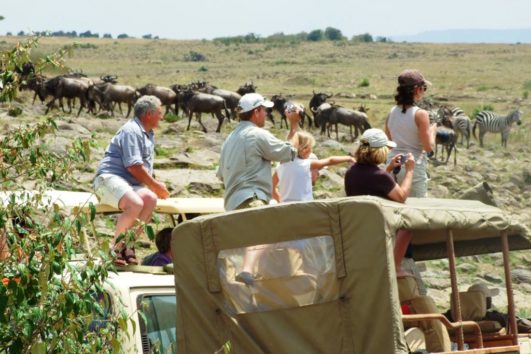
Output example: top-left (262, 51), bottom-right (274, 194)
top-left (93, 174), bottom-right (145, 209)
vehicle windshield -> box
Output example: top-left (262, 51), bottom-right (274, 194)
top-left (139, 294), bottom-right (177, 353)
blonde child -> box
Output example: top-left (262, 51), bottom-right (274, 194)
top-left (272, 131), bottom-right (354, 203)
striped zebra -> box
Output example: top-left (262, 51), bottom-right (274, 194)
top-left (473, 109), bottom-right (522, 147)
top-left (449, 107), bottom-right (472, 148)
top-left (438, 107), bottom-right (472, 148)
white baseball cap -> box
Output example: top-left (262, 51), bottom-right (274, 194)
top-left (360, 128), bottom-right (397, 148)
top-left (238, 93), bottom-right (274, 113)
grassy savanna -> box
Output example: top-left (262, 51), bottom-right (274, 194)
top-left (1, 36), bottom-right (530, 316)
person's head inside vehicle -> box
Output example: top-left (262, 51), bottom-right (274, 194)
top-left (156, 227), bottom-right (173, 257)
top-left (468, 282), bottom-right (499, 309)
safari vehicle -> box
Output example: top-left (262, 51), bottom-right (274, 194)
top-left (170, 196), bottom-right (531, 354)
top-left (51, 190), bottom-right (225, 353)
top-left (1, 189), bottom-right (224, 354)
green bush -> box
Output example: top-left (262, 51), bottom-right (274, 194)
top-left (523, 91), bottom-right (529, 99)
top-left (358, 78), bottom-right (370, 87)
top-left (184, 51), bottom-right (207, 62)
top-left (0, 37), bottom-right (128, 354)
top-left (164, 113), bottom-right (180, 123)
top-left (307, 29), bottom-right (323, 42)
top-left (471, 104), bottom-right (495, 119)
top-left (523, 80), bottom-right (531, 91)
top-left (198, 65), bottom-right (208, 72)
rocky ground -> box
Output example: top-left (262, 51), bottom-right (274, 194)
top-left (1, 99), bottom-right (530, 317)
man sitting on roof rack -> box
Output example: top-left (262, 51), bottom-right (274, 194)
top-left (93, 96), bottom-right (170, 266)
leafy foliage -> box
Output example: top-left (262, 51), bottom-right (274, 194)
top-left (351, 33), bottom-right (374, 43)
top-left (324, 27), bottom-right (344, 41)
top-left (306, 29), bottom-right (324, 42)
top-left (0, 37), bottom-right (129, 353)
top-left (471, 104), bottom-right (495, 119)
top-left (184, 50), bottom-right (207, 62)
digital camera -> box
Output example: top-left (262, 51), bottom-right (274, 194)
top-left (392, 154), bottom-right (406, 174)
top-left (286, 103), bottom-right (305, 118)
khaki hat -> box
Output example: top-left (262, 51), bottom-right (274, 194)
top-left (468, 283), bottom-right (499, 297)
top-left (360, 128), bottom-right (397, 148)
top-left (398, 69), bottom-right (432, 87)
top-left (237, 93), bottom-right (274, 113)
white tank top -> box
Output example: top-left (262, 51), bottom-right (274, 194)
top-left (387, 105), bottom-right (424, 156)
top-left (276, 158), bottom-right (313, 202)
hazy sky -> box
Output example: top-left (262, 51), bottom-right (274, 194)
top-left (2, 0), bottom-right (530, 40)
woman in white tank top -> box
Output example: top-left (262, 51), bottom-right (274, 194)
top-left (385, 69), bottom-right (436, 198)
top-left (384, 69), bottom-right (436, 278)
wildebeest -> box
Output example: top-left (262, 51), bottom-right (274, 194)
top-left (309, 91), bottom-right (333, 128)
top-left (198, 86), bottom-right (241, 120)
top-left (434, 126), bottom-right (457, 165)
top-left (314, 104), bottom-right (371, 141)
top-left (236, 81), bottom-right (256, 96)
top-left (268, 94), bottom-right (309, 129)
top-left (45, 76), bottom-right (93, 116)
top-left (95, 84), bottom-right (139, 117)
top-left (181, 89), bottom-right (230, 133)
top-left (138, 84), bottom-right (178, 115)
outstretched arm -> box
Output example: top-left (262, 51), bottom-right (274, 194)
top-left (310, 156), bottom-right (355, 170)
top-left (271, 171), bottom-right (281, 202)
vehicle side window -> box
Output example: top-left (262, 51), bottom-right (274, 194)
top-left (137, 294), bottom-right (177, 354)
top-left (89, 290), bottom-right (113, 331)
top-left (217, 235), bottom-right (339, 314)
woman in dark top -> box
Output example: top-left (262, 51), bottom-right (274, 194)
top-left (344, 128), bottom-right (415, 277)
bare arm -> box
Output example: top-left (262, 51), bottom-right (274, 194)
top-left (127, 164), bottom-right (170, 199)
top-left (310, 156), bottom-right (355, 170)
top-left (271, 171), bottom-right (280, 202)
top-left (285, 109), bottom-right (301, 140)
top-left (415, 109), bottom-right (436, 153)
top-left (384, 113), bottom-right (392, 140)
top-left (386, 154), bottom-right (415, 203)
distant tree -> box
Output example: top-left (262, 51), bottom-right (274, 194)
top-left (307, 29), bottom-right (324, 42)
top-left (324, 27), bottom-right (344, 41)
top-left (351, 33), bottom-right (373, 43)
top-left (376, 36), bottom-right (391, 43)
top-left (103, 33), bottom-right (112, 38)
top-left (0, 16), bottom-right (4, 21)
top-left (6, 32), bottom-right (12, 36)
top-left (117, 33), bottom-right (129, 39)
top-left (79, 30), bottom-right (98, 38)
top-left (244, 33), bottom-right (260, 43)
top-left (142, 34), bottom-right (152, 39)
top-left (17, 31), bottom-right (25, 37)
top-left (154, 36), bottom-right (159, 40)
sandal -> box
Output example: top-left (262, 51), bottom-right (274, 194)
top-left (112, 244), bottom-right (127, 266)
top-left (122, 247), bottom-right (138, 265)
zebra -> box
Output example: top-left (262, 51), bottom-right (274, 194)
top-left (437, 106), bottom-right (472, 148)
top-left (447, 107), bottom-right (472, 148)
top-left (473, 109), bottom-right (522, 147)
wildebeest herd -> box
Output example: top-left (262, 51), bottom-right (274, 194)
top-left (14, 65), bottom-right (524, 166)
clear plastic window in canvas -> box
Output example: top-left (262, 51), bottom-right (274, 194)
top-left (217, 235), bottom-right (339, 314)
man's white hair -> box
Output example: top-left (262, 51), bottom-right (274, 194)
top-left (134, 95), bottom-right (162, 118)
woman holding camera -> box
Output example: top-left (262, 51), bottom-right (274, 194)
top-left (385, 69), bottom-right (436, 198)
top-left (344, 128), bottom-right (415, 276)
